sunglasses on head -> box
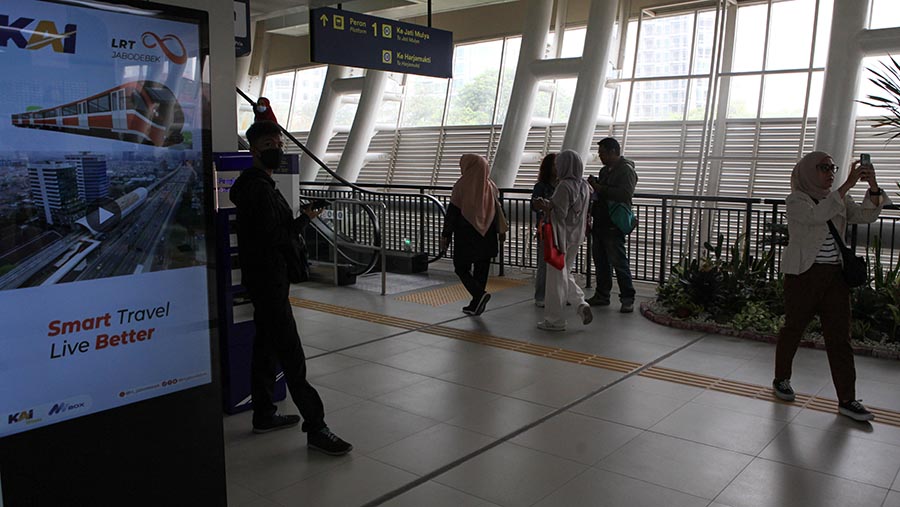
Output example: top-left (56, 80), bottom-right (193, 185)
top-left (816, 163), bottom-right (838, 174)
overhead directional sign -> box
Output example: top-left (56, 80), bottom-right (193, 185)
top-left (310, 7), bottom-right (453, 79)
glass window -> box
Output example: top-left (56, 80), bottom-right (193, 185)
top-left (400, 74), bottom-right (448, 127)
top-left (766, 0), bottom-right (815, 71)
top-left (686, 78), bottom-right (710, 120)
top-left (693, 11), bottom-right (716, 74)
top-left (88, 95), bottom-right (110, 113)
top-left (334, 95), bottom-right (359, 128)
top-left (620, 21), bottom-right (638, 78)
top-left (237, 104), bottom-right (254, 134)
top-left (598, 84), bottom-right (616, 119)
top-left (533, 84), bottom-right (552, 120)
top-left (629, 79), bottom-right (687, 121)
top-left (857, 56), bottom-right (900, 117)
top-left (494, 37), bottom-right (521, 124)
top-left (761, 73), bottom-right (808, 118)
top-left (560, 28), bottom-right (586, 58)
top-left (551, 79), bottom-right (577, 123)
top-left (615, 83), bottom-right (632, 122)
top-left (727, 75), bottom-right (761, 118)
top-left (446, 40), bottom-right (503, 126)
top-left (807, 71), bottom-right (824, 117)
top-left (377, 74), bottom-right (403, 126)
top-left (261, 71), bottom-right (295, 127)
top-left (287, 66), bottom-right (326, 132)
top-left (635, 13), bottom-right (694, 78)
top-left (813, 0), bottom-right (834, 68)
top-left (870, 0), bottom-right (900, 29)
top-left (732, 4), bottom-right (767, 73)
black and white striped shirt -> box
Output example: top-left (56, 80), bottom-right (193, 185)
top-left (815, 231), bottom-right (841, 264)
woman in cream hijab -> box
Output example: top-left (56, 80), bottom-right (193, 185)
top-left (441, 154), bottom-right (501, 315)
top-left (533, 150), bottom-right (593, 331)
top-left (774, 151), bottom-right (888, 422)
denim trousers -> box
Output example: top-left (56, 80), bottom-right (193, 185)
top-left (535, 240), bottom-right (547, 302)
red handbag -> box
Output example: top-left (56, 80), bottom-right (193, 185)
top-left (540, 219), bottom-right (566, 270)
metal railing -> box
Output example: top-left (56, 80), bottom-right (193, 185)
top-left (236, 88), bottom-right (448, 269)
top-left (297, 181), bottom-right (900, 284)
top-left (325, 199), bottom-right (387, 294)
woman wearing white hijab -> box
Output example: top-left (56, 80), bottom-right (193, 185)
top-left (534, 150), bottom-right (593, 331)
top-left (773, 151), bottom-right (888, 422)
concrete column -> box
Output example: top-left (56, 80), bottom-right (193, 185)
top-left (336, 70), bottom-right (389, 183)
top-left (490, 0), bottom-right (554, 188)
top-left (561, 0), bottom-right (619, 160)
top-left (300, 65), bottom-right (350, 182)
top-left (814, 0), bottom-right (870, 178)
top-left (706, 2), bottom-right (738, 198)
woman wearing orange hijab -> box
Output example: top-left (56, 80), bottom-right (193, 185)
top-left (774, 151), bottom-right (888, 422)
top-left (440, 154), bottom-right (501, 315)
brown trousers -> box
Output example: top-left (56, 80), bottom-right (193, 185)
top-left (775, 263), bottom-right (856, 401)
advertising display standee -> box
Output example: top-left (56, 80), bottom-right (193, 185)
top-left (1, 0), bottom-right (227, 503)
top-left (0, 0), bottom-right (217, 441)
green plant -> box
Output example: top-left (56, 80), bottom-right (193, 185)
top-left (732, 300), bottom-right (783, 334)
top-left (657, 234), bottom-right (778, 322)
top-left (857, 235), bottom-right (900, 341)
top-left (861, 55), bottom-right (900, 142)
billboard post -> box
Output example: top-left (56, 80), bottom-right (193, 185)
top-left (0, 0), bottom-right (224, 503)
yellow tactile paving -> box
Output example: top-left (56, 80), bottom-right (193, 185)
top-left (394, 277), bottom-right (528, 306)
top-left (289, 297), bottom-right (900, 428)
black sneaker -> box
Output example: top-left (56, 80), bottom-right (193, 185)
top-left (772, 379), bottom-right (795, 402)
top-left (838, 400), bottom-right (875, 422)
top-left (473, 293), bottom-right (491, 315)
top-left (252, 414), bottom-right (300, 434)
top-left (586, 294), bottom-right (610, 306)
top-left (462, 300), bottom-right (477, 315)
top-left (307, 427), bottom-right (353, 456)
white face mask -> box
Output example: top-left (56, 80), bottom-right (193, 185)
top-left (258, 105), bottom-right (267, 113)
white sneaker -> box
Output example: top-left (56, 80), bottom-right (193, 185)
top-left (534, 300), bottom-right (545, 308)
top-left (577, 303), bottom-right (593, 325)
top-left (537, 319), bottom-right (566, 332)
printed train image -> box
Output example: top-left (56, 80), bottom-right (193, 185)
top-left (11, 81), bottom-right (185, 147)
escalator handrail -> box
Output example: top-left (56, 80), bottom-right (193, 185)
top-left (237, 87), bottom-right (446, 263)
top-left (302, 196), bottom-right (383, 277)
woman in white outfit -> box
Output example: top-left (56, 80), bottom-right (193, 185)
top-left (534, 150), bottom-right (593, 331)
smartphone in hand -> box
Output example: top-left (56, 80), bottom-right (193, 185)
top-left (300, 199), bottom-right (330, 211)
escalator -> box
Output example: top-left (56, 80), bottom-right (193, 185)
top-left (237, 88), bottom-right (446, 286)
top-left (300, 197), bottom-right (384, 285)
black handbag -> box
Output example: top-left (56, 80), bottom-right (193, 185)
top-left (825, 219), bottom-right (867, 287)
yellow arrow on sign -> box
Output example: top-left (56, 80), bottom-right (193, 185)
top-left (320, 14), bottom-right (328, 26)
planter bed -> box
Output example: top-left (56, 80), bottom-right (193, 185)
top-left (641, 301), bottom-right (900, 361)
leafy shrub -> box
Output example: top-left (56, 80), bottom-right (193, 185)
top-left (656, 234), bottom-right (776, 323)
top-left (655, 233), bottom-right (900, 345)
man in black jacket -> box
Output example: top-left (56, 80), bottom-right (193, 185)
top-left (230, 120), bottom-right (351, 455)
top-left (586, 137), bottom-right (638, 313)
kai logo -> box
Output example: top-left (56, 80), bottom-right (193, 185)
top-left (8, 409), bottom-right (34, 425)
top-left (0, 14), bottom-right (77, 54)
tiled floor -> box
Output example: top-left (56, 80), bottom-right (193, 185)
top-left (224, 267), bottom-right (900, 507)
